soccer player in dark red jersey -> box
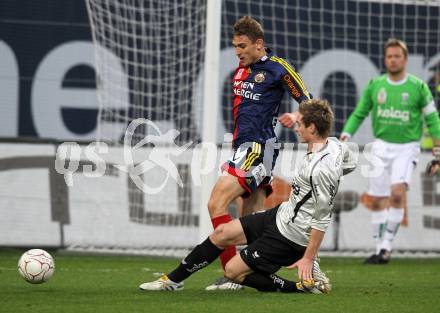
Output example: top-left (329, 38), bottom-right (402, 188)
top-left (205, 16), bottom-right (312, 290)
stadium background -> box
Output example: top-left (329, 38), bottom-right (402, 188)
top-left (0, 0), bottom-right (440, 253)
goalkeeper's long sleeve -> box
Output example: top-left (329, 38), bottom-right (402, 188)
top-left (421, 82), bottom-right (440, 141)
top-left (342, 80), bottom-right (373, 136)
top-left (425, 111), bottom-right (440, 141)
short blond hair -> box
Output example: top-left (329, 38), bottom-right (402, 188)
top-left (233, 16), bottom-right (264, 42)
top-left (299, 99), bottom-right (334, 138)
top-left (384, 38), bottom-right (408, 59)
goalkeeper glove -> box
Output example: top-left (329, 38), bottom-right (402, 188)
top-left (426, 147), bottom-right (440, 176)
top-left (426, 159), bottom-right (440, 176)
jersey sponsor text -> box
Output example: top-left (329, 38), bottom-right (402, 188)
top-left (377, 106), bottom-right (409, 122)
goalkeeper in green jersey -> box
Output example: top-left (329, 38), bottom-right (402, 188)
top-left (340, 38), bottom-right (440, 264)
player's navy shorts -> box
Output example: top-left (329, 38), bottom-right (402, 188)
top-left (239, 206), bottom-right (306, 274)
top-left (222, 139), bottom-right (279, 198)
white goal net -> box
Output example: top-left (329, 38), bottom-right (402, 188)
top-left (84, 0), bottom-right (440, 255)
top-left (85, 0), bottom-right (208, 255)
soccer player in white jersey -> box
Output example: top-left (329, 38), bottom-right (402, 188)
top-left (340, 38), bottom-right (440, 264)
top-left (139, 99), bottom-right (356, 293)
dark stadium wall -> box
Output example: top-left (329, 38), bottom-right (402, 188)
top-left (0, 0), bottom-right (94, 140)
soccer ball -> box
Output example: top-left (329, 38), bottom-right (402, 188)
top-left (18, 249), bottom-right (55, 284)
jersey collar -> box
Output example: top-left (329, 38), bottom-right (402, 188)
top-left (387, 74), bottom-right (408, 85)
top-left (307, 139), bottom-right (329, 154)
top-left (258, 48), bottom-right (273, 63)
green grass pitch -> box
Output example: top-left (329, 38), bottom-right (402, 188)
top-left (1, 248), bottom-right (440, 313)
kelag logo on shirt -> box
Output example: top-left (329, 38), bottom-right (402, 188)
top-left (377, 106), bottom-right (410, 122)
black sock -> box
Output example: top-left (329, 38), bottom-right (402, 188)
top-left (241, 272), bottom-right (300, 293)
top-left (167, 237), bottom-right (223, 283)
top-left (268, 274), bottom-right (300, 293)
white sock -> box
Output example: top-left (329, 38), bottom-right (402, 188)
top-left (371, 210), bottom-right (388, 254)
top-left (381, 207), bottom-right (404, 252)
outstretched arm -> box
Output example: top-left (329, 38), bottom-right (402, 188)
top-left (287, 228), bottom-right (325, 281)
top-left (287, 164), bottom-right (335, 280)
top-left (421, 83), bottom-right (440, 176)
top-left (279, 111), bottom-right (299, 128)
top-left (277, 58), bottom-right (311, 129)
top-left (341, 80), bottom-right (374, 138)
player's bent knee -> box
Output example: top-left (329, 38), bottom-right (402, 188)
top-left (224, 263), bottom-right (240, 282)
top-left (390, 193), bottom-right (404, 206)
top-left (371, 198), bottom-right (386, 211)
top-left (210, 224), bottom-right (233, 248)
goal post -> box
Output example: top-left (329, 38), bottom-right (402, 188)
top-left (199, 0), bottom-right (222, 241)
top-left (85, 0), bottom-right (210, 255)
top-left (83, 0), bottom-right (440, 255)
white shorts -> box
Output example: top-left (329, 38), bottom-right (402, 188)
top-left (366, 139), bottom-right (420, 197)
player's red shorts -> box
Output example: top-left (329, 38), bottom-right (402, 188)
top-left (222, 140), bottom-right (279, 198)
